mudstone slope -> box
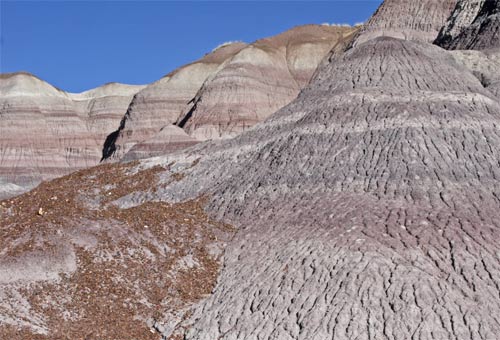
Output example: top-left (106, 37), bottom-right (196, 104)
top-left (148, 36), bottom-right (500, 340)
top-left (350, 0), bottom-right (458, 46)
top-left (177, 25), bottom-right (358, 141)
top-left (2, 0), bottom-right (500, 339)
top-left (105, 25), bottom-right (358, 162)
top-left (0, 73), bottom-right (144, 199)
top-left (102, 42), bottom-right (248, 161)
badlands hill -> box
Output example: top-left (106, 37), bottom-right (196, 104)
top-left (176, 25), bottom-right (357, 141)
top-left (0, 25), bottom-right (357, 199)
top-left (2, 0), bottom-right (500, 339)
top-left (104, 24), bottom-right (358, 161)
top-left (101, 41), bottom-right (249, 161)
top-left (0, 73), bottom-right (144, 199)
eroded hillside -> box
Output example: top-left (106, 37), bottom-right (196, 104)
top-left (1, 0), bottom-right (500, 339)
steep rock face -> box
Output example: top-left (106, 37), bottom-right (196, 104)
top-left (435, 0), bottom-right (500, 49)
top-left (102, 43), bottom-right (248, 161)
top-left (352, 0), bottom-right (458, 46)
top-left (0, 73), bottom-right (143, 199)
top-left (435, 0), bottom-right (486, 47)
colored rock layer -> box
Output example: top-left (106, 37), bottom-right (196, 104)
top-left (2, 1), bottom-right (500, 339)
top-left (122, 125), bottom-right (198, 162)
top-left (105, 25), bottom-right (358, 162)
top-left (177, 25), bottom-right (358, 141)
top-left (0, 73), bottom-right (144, 199)
top-left (103, 42), bottom-right (248, 161)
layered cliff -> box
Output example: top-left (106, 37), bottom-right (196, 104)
top-left (0, 73), bottom-right (144, 199)
top-left (102, 42), bottom-right (248, 161)
top-left (177, 25), bottom-right (357, 141)
top-left (105, 25), bottom-right (358, 162)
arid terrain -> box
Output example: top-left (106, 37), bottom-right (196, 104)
top-left (0, 24), bottom-right (356, 200)
top-left (1, 0), bottom-right (500, 339)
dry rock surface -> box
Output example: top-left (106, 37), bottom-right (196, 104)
top-left (0, 73), bottom-right (144, 199)
top-left (436, 0), bottom-right (500, 100)
top-left (177, 25), bottom-right (358, 141)
top-left (435, 0), bottom-right (500, 50)
top-left (105, 24), bottom-right (358, 162)
top-left (351, 0), bottom-right (458, 46)
top-left (2, 1), bottom-right (500, 339)
top-left (137, 35), bottom-right (499, 340)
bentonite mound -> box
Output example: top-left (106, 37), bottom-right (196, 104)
top-left (172, 38), bottom-right (500, 340)
top-left (2, 0), bottom-right (500, 339)
top-left (436, 0), bottom-right (500, 50)
top-left (132, 35), bottom-right (500, 340)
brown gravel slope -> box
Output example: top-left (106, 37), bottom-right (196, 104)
top-left (0, 161), bottom-right (234, 340)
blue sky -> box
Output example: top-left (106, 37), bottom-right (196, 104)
top-left (0, 1), bottom-right (382, 93)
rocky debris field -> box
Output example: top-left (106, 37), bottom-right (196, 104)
top-left (0, 160), bottom-right (234, 340)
